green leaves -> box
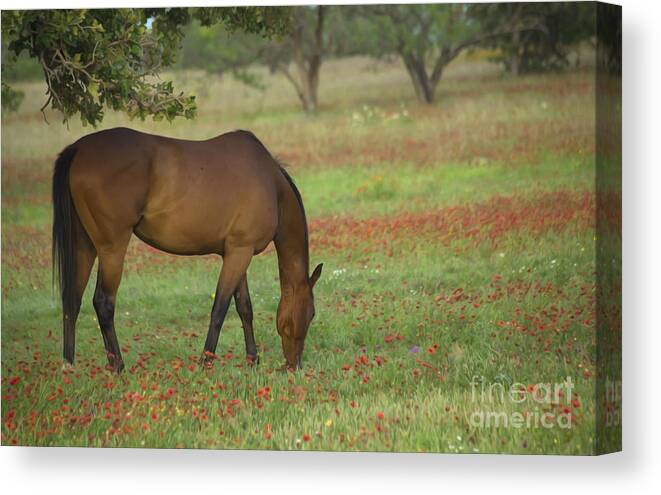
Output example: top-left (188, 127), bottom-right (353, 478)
top-left (1, 81), bottom-right (24, 113)
top-left (194, 6), bottom-right (291, 37)
top-left (1, 7), bottom-right (292, 126)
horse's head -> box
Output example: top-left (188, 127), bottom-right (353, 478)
top-left (276, 263), bottom-right (323, 369)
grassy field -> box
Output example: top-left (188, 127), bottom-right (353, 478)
top-left (2, 55), bottom-right (603, 453)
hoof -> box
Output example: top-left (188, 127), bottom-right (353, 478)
top-left (246, 355), bottom-right (260, 367)
top-left (105, 360), bottom-right (125, 374)
top-left (62, 361), bottom-right (75, 372)
top-left (106, 352), bottom-right (125, 373)
top-left (278, 363), bottom-right (298, 373)
top-left (199, 351), bottom-right (216, 369)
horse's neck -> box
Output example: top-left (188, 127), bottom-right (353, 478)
top-left (274, 181), bottom-right (309, 290)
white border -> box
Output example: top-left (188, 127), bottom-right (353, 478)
top-left (2, 1), bottom-right (660, 494)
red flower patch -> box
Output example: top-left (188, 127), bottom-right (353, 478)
top-left (309, 191), bottom-right (595, 256)
top-left (257, 387), bottom-right (271, 399)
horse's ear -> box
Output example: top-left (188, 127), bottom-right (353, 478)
top-left (309, 263), bottom-right (323, 288)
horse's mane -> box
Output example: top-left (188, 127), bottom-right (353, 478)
top-left (238, 129), bottom-right (309, 250)
top-left (275, 160), bottom-right (309, 249)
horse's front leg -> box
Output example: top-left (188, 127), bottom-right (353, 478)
top-left (234, 274), bottom-right (259, 365)
top-left (201, 247), bottom-right (253, 367)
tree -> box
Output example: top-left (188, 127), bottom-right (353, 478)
top-left (1, 7), bottom-right (290, 125)
top-left (473, 2), bottom-right (595, 75)
top-left (179, 6), bottom-right (331, 113)
top-left (178, 19), bottom-right (271, 90)
top-left (353, 4), bottom-right (543, 104)
top-left (275, 6), bottom-right (326, 113)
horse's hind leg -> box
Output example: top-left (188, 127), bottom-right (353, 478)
top-left (63, 232), bottom-right (97, 367)
top-left (234, 274), bottom-right (258, 365)
top-left (93, 234), bottom-right (131, 373)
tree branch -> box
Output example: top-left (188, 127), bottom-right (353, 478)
top-left (447, 21), bottom-right (547, 64)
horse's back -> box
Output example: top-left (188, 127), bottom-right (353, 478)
top-left (68, 128), bottom-right (280, 256)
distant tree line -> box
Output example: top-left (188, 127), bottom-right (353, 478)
top-left (1, 3), bottom-right (598, 123)
top-left (178, 3), bottom-right (597, 111)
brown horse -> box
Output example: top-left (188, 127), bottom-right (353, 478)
top-left (52, 127), bottom-right (322, 372)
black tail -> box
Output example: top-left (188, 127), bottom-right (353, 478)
top-left (52, 145), bottom-right (79, 361)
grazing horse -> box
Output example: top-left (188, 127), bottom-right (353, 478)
top-left (52, 127), bottom-right (322, 372)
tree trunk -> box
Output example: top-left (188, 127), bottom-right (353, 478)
top-left (510, 29), bottom-right (521, 76)
top-left (288, 6), bottom-right (325, 113)
top-left (293, 39), bottom-right (320, 113)
top-left (300, 73), bottom-right (319, 112)
top-left (286, 69), bottom-right (318, 113)
top-left (402, 53), bottom-right (437, 104)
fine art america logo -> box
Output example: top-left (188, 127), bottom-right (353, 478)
top-left (468, 376), bottom-right (576, 429)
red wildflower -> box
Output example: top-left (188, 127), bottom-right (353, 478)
top-left (303, 434), bottom-right (311, 442)
top-left (341, 364), bottom-right (351, 371)
top-left (8, 376), bottom-right (20, 386)
top-left (427, 347), bottom-right (436, 354)
top-left (257, 387), bottom-right (270, 398)
top-left (376, 412), bottom-right (385, 420)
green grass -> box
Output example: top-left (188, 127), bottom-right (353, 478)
top-left (297, 154), bottom-right (594, 219)
top-left (1, 55), bottom-right (612, 453)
